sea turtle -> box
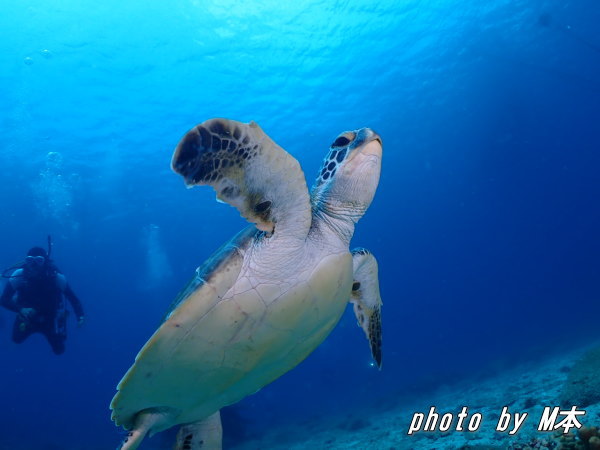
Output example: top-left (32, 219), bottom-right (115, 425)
top-left (111, 118), bottom-right (383, 449)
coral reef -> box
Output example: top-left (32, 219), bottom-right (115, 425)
top-left (556, 426), bottom-right (600, 450)
top-left (508, 437), bottom-right (557, 449)
top-left (506, 426), bottom-right (600, 450)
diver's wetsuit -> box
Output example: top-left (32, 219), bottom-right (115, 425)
top-left (0, 268), bottom-right (84, 355)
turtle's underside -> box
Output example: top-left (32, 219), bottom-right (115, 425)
top-left (111, 118), bottom-right (384, 449)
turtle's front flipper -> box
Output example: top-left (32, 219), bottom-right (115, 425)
top-left (350, 248), bottom-right (383, 368)
top-left (174, 411), bottom-right (223, 450)
top-left (171, 119), bottom-right (312, 240)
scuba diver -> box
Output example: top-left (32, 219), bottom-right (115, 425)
top-left (1, 238), bottom-right (84, 355)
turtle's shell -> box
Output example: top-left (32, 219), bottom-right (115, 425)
top-left (110, 226), bottom-right (353, 431)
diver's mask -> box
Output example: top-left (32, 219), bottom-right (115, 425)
top-left (25, 255), bottom-right (46, 268)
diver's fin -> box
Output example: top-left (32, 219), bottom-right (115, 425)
top-left (171, 118), bottom-right (311, 240)
top-left (174, 411), bottom-right (223, 450)
top-left (350, 248), bottom-right (383, 368)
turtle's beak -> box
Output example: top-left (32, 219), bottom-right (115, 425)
top-left (360, 132), bottom-right (382, 160)
top-left (346, 128), bottom-right (382, 163)
top-left (346, 129), bottom-right (381, 171)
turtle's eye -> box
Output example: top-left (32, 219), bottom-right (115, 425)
top-left (331, 132), bottom-right (355, 148)
top-left (332, 136), bottom-right (350, 147)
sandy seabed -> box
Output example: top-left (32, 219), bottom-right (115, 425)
top-left (234, 342), bottom-right (600, 450)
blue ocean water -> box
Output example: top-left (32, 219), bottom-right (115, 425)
top-left (0, 0), bottom-right (599, 448)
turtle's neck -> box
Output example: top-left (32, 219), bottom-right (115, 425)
top-left (311, 200), bottom-right (358, 248)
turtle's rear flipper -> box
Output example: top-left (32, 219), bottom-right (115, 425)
top-left (175, 411), bottom-right (223, 450)
top-left (350, 248), bottom-right (383, 369)
top-left (118, 408), bottom-right (175, 450)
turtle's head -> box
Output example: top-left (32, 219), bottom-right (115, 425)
top-left (311, 128), bottom-right (382, 229)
